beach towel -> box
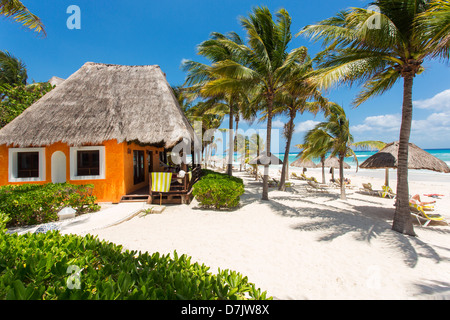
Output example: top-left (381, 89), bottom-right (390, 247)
top-left (151, 172), bottom-right (172, 192)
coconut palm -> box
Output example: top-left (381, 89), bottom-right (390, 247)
top-left (297, 106), bottom-right (386, 198)
top-left (0, 0), bottom-right (45, 35)
top-left (0, 50), bottom-right (27, 87)
top-left (303, 104), bottom-right (355, 200)
top-left (298, 0), bottom-right (450, 235)
top-left (182, 32), bottom-right (249, 176)
top-left (202, 6), bottom-right (308, 200)
top-left (268, 58), bottom-right (331, 191)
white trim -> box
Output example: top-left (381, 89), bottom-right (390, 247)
top-left (70, 146), bottom-right (106, 180)
top-left (8, 147), bottom-right (46, 182)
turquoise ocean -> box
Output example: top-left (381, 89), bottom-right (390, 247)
top-left (278, 148), bottom-right (450, 168)
top-left (210, 149), bottom-right (450, 167)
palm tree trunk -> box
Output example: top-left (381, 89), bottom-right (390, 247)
top-left (392, 74), bottom-right (415, 236)
top-left (339, 154), bottom-right (346, 200)
top-left (279, 110), bottom-right (295, 191)
top-left (227, 106), bottom-right (234, 176)
top-left (235, 115), bottom-right (242, 171)
top-left (321, 156), bottom-right (325, 184)
top-left (262, 93), bottom-right (273, 200)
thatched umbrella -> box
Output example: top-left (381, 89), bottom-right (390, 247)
top-left (249, 153), bottom-right (282, 180)
top-left (359, 141), bottom-right (450, 187)
top-left (324, 156), bottom-right (350, 181)
top-left (290, 157), bottom-right (317, 178)
top-left (248, 152), bottom-right (282, 165)
top-left (290, 157), bottom-right (318, 169)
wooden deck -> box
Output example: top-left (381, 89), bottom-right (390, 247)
top-left (120, 166), bottom-right (201, 204)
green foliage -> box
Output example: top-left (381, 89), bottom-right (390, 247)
top-left (0, 82), bottom-right (53, 127)
top-left (192, 170), bottom-right (244, 210)
top-left (0, 232), bottom-right (270, 300)
top-left (0, 183), bottom-right (100, 227)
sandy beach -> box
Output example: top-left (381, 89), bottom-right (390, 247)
top-left (86, 166), bottom-right (450, 300)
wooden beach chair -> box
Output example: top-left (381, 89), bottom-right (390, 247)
top-left (149, 172), bottom-right (173, 205)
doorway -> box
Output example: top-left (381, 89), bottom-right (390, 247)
top-left (51, 151), bottom-right (67, 183)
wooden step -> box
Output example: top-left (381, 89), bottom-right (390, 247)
top-left (120, 194), bottom-right (150, 202)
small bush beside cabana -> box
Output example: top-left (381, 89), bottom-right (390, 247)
top-left (192, 169), bottom-right (244, 210)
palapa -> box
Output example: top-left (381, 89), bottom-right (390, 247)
top-left (323, 156), bottom-right (351, 169)
top-left (290, 157), bottom-right (318, 168)
top-left (249, 153), bottom-right (282, 165)
top-left (0, 62), bottom-right (196, 149)
top-left (359, 141), bottom-right (450, 186)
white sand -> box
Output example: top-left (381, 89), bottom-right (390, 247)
top-left (89, 166), bottom-right (450, 300)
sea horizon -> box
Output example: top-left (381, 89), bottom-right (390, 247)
top-left (204, 148), bottom-right (450, 167)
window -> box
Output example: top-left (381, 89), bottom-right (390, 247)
top-left (70, 146), bottom-right (105, 180)
top-left (77, 150), bottom-right (100, 176)
top-left (133, 150), bottom-right (145, 184)
top-left (17, 152), bottom-right (39, 178)
top-left (8, 147), bottom-right (45, 182)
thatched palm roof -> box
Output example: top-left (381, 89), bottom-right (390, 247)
top-left (290, 157), bottom-right (317, 168)
top-left (359, 141), bottom-right (450, 173)
top-left (324, 156), bottom-right (350, 169)
top-left (0, 62), bottom-right (196, 149)
top-left (249, 153), bottom-right (282, 165)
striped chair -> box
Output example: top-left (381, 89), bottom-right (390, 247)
top-left (149, 172), bottom-right (173, 205)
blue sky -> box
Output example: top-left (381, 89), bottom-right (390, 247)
top-left (2, 0), bottom-right (449, 151)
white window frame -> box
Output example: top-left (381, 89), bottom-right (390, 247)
top-left (70, 146), bottom-right (106, 180)
top-left (8, 147), bottom-right (46, 182)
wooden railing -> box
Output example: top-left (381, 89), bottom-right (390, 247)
top-left (148, 165), bottom-right (202, 204)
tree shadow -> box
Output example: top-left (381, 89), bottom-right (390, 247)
top-left (263, 194), bottom-right (450, 268)
top-left (411, 280), bottom-right (450, 298)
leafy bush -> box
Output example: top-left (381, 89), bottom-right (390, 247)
top-left (0, 231), bottom-right (270, 300)
top-left (0, 183), bottom-right (100, 227)
top-left (192, 170), bottom-right (245, 210)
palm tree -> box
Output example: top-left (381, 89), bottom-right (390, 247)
top-left (0, 50), bottom-right (27, 87)
top-left (182, 32), bottom-right (248, 176)
top-left (268, 58), bottom-right (331, 191)
top-left (298, 0), bottom-right (450, 235)
top-left (304, 104), bottom-right (355, 200)
top-left (0, 0), bottom-right (45, 35)
top-left (202, 6), bottom-right (308, 200)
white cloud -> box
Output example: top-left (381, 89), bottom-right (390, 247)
top-left (350, 114), bottom-right (401, 133)
top-left (294, 120), bottom-right (320, 133)
top-left (351, 111), bottom-right (450, 148)
top-left (272, 119), bottom-right (285, 128)
top-left (414, 89), bottom-right (450, 111)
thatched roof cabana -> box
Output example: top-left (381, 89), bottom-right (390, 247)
top-left (359, 141), bottom-right (450, 186)
top-left (0, 62), bottom-right (196, 149)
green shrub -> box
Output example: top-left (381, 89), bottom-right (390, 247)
top-left (0, 231), bottom-right (270, 300)
top-left (0, 183), bottom-right (100, 227)
top-left (192, 170), bottom-right (244, 210)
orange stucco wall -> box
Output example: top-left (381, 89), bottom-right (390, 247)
top-left (0, 140), bottom-right (164, 203)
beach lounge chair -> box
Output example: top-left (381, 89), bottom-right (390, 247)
top-left (410, 203), bottom-right (448, 227)
top-left (359, 183), bottom-right (382, 197)
top-left (380, 185), bottom-right (396, 199)
top-left (306, 180), bottom-right (328, 193)
top-left (149, 172), bottom-right (173, 205)
top-left (291, 172), bottom-right (306, 180)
